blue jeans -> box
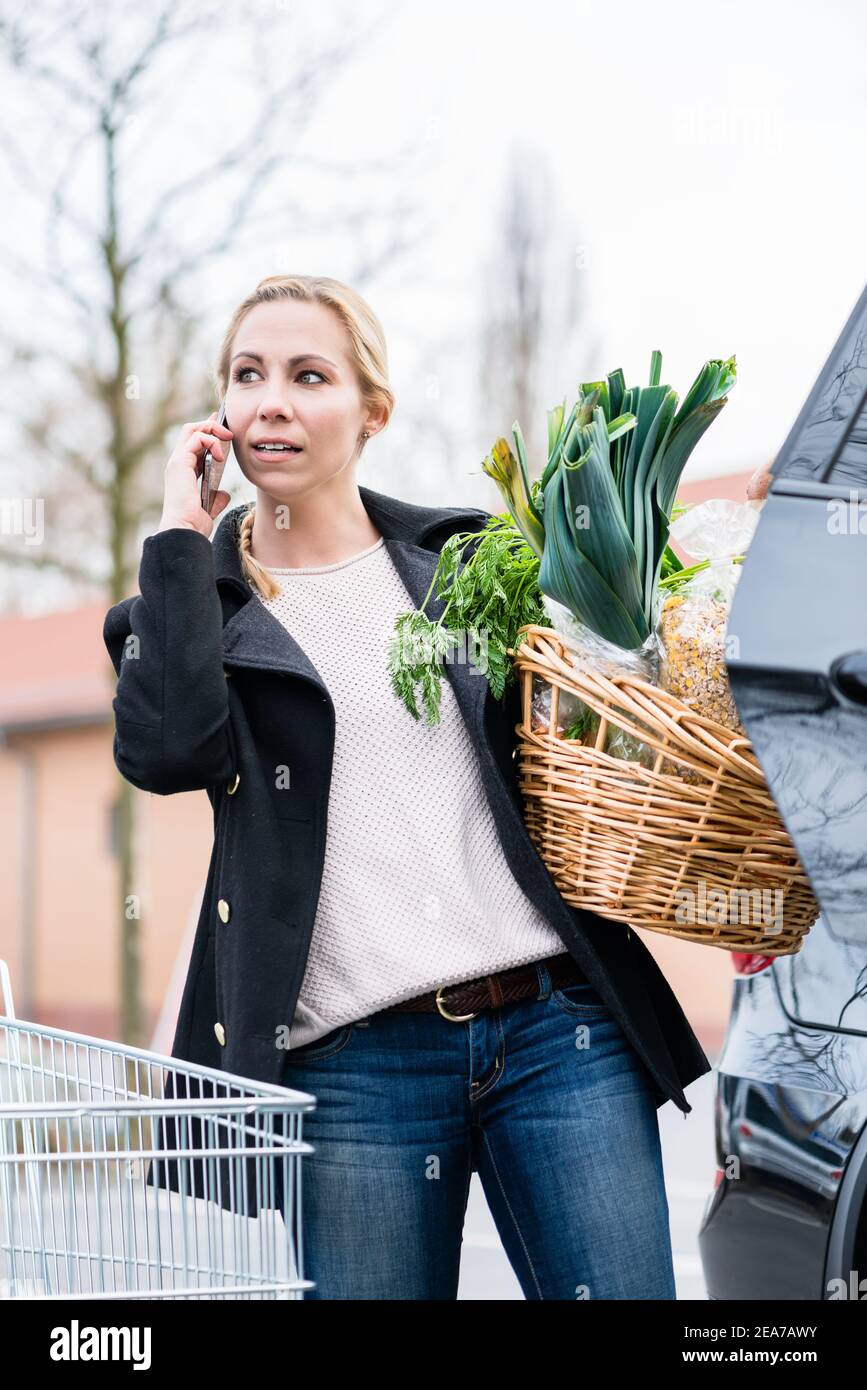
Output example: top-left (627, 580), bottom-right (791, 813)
top-left (276, 959), bottom-right (676, 1300)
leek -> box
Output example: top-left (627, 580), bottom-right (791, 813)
top-left (482, 351), bottom-right (736, 651)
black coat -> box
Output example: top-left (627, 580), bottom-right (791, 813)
top-left (103, 485), bottom-right (711, 1216)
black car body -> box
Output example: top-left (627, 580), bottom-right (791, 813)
top-left (699, 284), bottom-right (867, 1300)
top-left (698, 917), bottom-right (867, 1299)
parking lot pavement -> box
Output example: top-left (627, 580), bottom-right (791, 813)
top-left (457, 1062), bottom-right (719, 1300)
top-left (659, 1063), bottom-right (718, 1301)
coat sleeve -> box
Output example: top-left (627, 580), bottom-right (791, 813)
top-left (103, 527), bottom-right (235, 795)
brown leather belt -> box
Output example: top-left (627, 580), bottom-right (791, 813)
top-left (376, 952), bottom-right (587, 1022)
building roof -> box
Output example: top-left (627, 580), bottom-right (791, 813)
top-left (0, 601), bottom-right (116, 733)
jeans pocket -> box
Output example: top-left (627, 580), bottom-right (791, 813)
top-left (549, 980), bottom-right (612, 1018)
top-left (281, 1022), bottom-right (355, 1063)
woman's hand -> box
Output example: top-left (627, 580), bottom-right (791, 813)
top-left (157, 410), bottom-right (234, 537)
top-left (746, 458), bottom-right (775, 502)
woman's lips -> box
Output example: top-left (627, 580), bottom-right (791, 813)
top-left (250, 444), bottom-right (303, 459)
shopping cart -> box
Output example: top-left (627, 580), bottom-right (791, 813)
top-left (0, 960), bottom-right (317, 1299)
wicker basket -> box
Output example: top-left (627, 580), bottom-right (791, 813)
top-left (508, 624), bottom-right (820, 954)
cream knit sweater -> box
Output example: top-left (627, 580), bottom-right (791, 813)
top-left (257, 535), bottom-right (565, 1048)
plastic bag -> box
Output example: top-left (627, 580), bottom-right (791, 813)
top-left (532, 595), bottom-right (660, 766)
top-left (658, 498), bottom-right (762, 738)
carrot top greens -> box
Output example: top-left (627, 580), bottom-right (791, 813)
top-left (387, 510), bottom-right (549, 726)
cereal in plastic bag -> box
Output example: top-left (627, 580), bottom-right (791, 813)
top-left (658, 498), bottom-right (762, 737)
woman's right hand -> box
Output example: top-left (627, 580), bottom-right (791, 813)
top-left (157, 410), bottom-right (235, 537)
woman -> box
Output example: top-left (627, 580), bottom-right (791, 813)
top-left (105, 274), bottom-right (715, 1300)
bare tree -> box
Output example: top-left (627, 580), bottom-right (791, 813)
top-left (477, 140), bottom-right (600, 482)
top-left (0, 0), bottom-right (423, 1043)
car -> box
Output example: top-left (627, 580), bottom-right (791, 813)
top-left (698, 283), bottom-right (867, 1302)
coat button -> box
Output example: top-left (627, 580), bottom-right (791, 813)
top-left (227, 771), bottom-right (240, 795)
top-left (214, 1022), bottom-right (226, 1046)
top-left (217, 898), bottom-right (231, 923)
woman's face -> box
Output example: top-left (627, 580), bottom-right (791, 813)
top-left (225, 299), bottom-right (380, 501)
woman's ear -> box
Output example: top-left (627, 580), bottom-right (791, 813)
top-left (362, 404), bottom-right (388, 441)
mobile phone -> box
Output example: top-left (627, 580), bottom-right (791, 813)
top-left (200, 399), bottom-right (230, 514)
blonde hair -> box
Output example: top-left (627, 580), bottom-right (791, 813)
top-left (214, 275), bottom-right (395, 599)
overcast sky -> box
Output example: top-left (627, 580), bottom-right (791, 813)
top-left (324, 0), bottom-right (867, 483)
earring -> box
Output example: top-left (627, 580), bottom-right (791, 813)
top-left (361, 431), bottom-right (370, 439)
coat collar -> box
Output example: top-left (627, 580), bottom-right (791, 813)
top-left (213, 486), bottom-right (492, 727)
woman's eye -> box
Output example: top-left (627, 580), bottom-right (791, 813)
top-left (231, 367), bottom-right (325, 384)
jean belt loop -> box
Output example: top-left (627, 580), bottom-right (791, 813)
top-left (535, 960), bottom-right (553, 1001)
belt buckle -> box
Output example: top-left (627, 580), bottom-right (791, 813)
top-left (435, 985), bottom-right (477, 1022)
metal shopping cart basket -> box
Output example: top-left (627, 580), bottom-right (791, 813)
top-left (0, 961), bottom-right (317, 1300)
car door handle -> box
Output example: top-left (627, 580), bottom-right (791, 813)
top-left (830, 650), bottom-right (867, 706)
